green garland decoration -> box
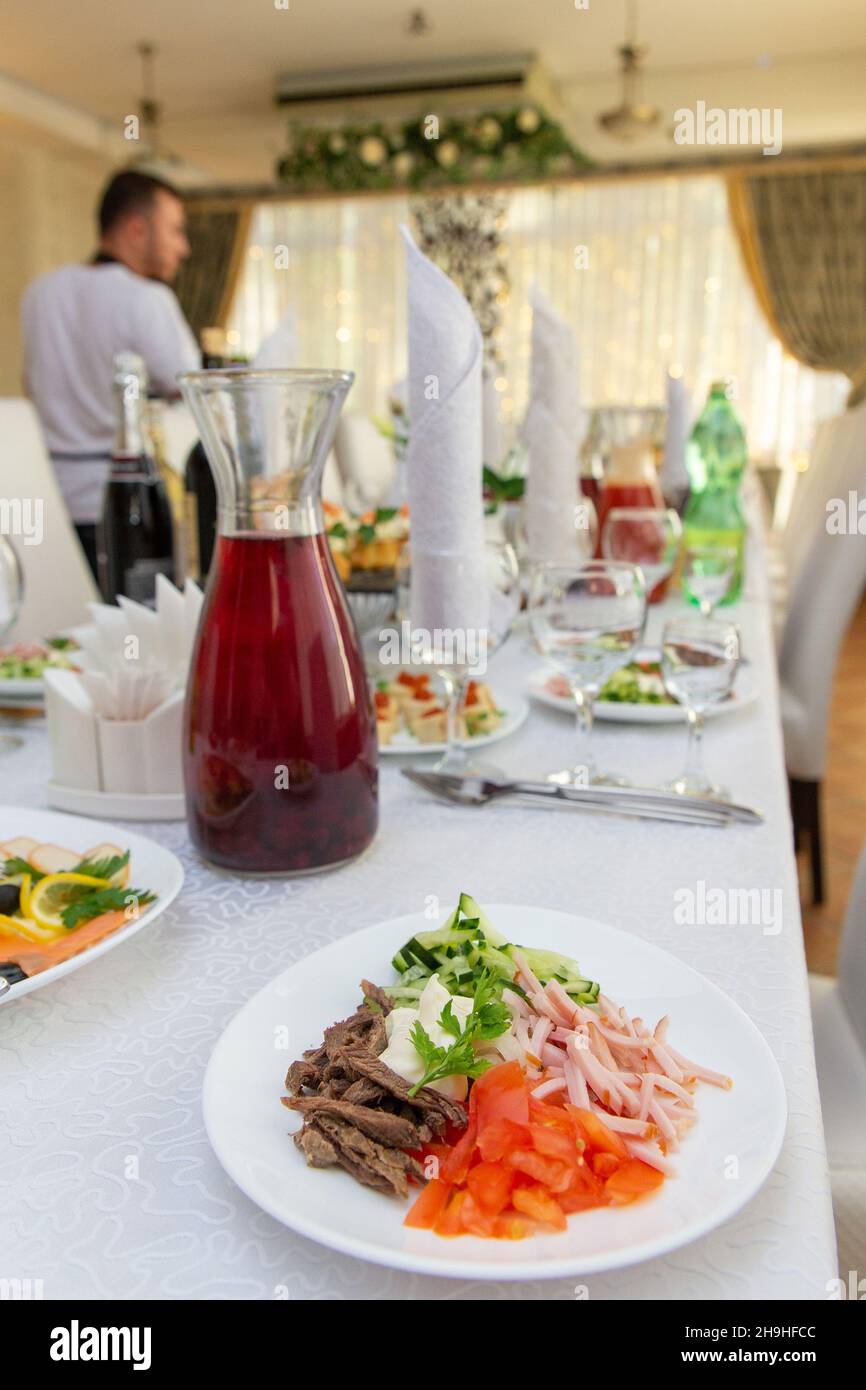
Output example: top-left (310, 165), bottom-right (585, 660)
top-left (276, 105), bottom-right (592, 195)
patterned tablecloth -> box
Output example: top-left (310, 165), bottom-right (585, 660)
top-left (0, 532), bottom-right (836, 1301)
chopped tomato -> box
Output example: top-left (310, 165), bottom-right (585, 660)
top-left (528, 1122), bottom-right (582, 1164)
top-left (467, 1161), bottom-right (514, 1216)
top-left (559, 1176), bottom-right (607, 1213)
top-left (403, 1061), bottom-right (667, 1242)
top-left (492, 1212), bottom-right (536, 1240)
top-left (476, 1117), bottom-right (531, 1162)
top-left (439, 1118), bottom-right (477, 1184)
top-left (604, 1159), bottom-right (664, 1206)
top-left (472, 1060), bottom-right (529, 1130)
top-left (591, 1151), bottom-right (622, 1179)
top-left (433, 1188), bottom-right (467, 1236)
top-left (511, 1185), bottom-right (567, 1231)
top-left (506, 1148), bottom-right (573, 1193)
top-left (465, 681), bottom-right (479, 706)
top-left (374, 691), bottom-right (391, 711)
top-left (459, 1190), bottom-right (498, 1237)
top-left (566, 1106), bottom-right (630, 1160)
top-left (404, 1178), bottom-right (451, 1229)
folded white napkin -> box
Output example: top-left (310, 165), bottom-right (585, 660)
top-left (79, 667), bottom-right (176, 722)
top-left (661, 370), bottom-right (691, 503)
top-left (69, 577), bottom-right (203, 687)
top-left (401, 227), bottom-right (488, 635)
top-left (523, 288), bottom-right (581, 563)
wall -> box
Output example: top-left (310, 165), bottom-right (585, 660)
top-left (0, 118), bottom-right (112, 394)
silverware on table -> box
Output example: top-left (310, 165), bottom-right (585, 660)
top-left (402, 768), bottom-right (763, 829)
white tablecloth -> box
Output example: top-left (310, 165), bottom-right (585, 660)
top-left (0, 535), bottom-right (836, 1301)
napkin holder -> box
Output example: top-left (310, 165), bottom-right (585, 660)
top-left (45, 670), bottom-right (185, 797)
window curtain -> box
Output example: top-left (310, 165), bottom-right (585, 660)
top-left (226, 176), bottom-right (847, 465)
top-left (174, 201), bottom-right (253, 341)
top-left (727, 169), bottom-right (866, 406)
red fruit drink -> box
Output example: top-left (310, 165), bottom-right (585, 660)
top-left (184, 532), bottom-right (378, 874)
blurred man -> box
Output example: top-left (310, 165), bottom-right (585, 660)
top-left (21, 170), bottom-right (200, 573)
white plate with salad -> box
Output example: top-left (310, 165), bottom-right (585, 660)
top-left (0, 807), bottom-right (183, 1003)
top-left (0, 639), bottom-right (81, 703)
top-left (529, 651), bottom-right (758, 725)
top-left (203, 893), bottom-right (786, 1280)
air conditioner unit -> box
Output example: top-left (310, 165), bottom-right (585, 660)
top-left (274, 54), bottom-right (563, 123)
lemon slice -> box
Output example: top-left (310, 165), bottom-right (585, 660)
top-left (0, 911), bottom-right (64, 944)
top-left (26, 872), bottom-right (108, 931)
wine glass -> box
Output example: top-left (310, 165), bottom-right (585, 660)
top-left (601, 507), bottom-right (682, 602)
top-left (682, 545), bottom-right (737, 617)
top-left (661, 616), bottom-right (740, 797)
top-left (528, 560), bottom-right (647, 786)
top-left (0, 537), bottom-right (25, 754)
top-left (506, 497), bottom-right (598, 585)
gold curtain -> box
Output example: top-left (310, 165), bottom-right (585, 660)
top-left (174, 201), bottom-right (253, 341)
top-left (727, 169), bottom-right (866, 404)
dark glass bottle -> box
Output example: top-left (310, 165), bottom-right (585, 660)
top-left (97, 353), bottom-right (176, 605)
top-left (183, 440), bottom-right (218, 584)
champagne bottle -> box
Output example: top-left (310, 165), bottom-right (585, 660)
top-left (97, 353), bottom-right (176, 605)
top-left (183, 439), bottom-right (217, 583)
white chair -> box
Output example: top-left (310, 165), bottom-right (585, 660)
top-left (779, 404), bottom-right (866, 903)
top-left (810, 840), bottom-right (866, 1278)
top-left (333, 412), bottom-right (395, 512)
top-left (0, 399), bottom-right (98, 642)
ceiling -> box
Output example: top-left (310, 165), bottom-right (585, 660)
top-left (1, 0), bottom-right (864, 184)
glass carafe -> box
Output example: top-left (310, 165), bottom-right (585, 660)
top-left (179, 368), bottom-right (378, 875)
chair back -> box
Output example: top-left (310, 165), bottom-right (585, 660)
top-left (839, 840), bottom-right (866, 1055)
top-left (779, 405), bottom-right (866, 780)
top-left (0, 398), bottom-right (98, 642)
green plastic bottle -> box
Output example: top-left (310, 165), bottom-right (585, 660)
top-left (682, 380), bottom-right (747, 605)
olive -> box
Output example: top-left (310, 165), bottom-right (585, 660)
top-left (0, 962), bottom-right (27, 985)
top-left (0, 883), bottom-right (21, 916)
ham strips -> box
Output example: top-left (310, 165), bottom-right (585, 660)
top-left (508, 968), bottom-right (732, 1176)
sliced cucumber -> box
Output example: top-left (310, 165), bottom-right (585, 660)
top-left (457, 892), bottom-right (508, 947)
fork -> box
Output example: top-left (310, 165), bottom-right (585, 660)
top-left (402, 768), bottom-right (763, 828)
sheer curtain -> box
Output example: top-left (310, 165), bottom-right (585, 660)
top-left (226, 175), bottom-right (846, 465)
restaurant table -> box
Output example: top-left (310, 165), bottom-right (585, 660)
top-left (0, 528), bottom-right (837, 1301)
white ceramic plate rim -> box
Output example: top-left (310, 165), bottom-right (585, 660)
top-left (0, 678), bottom-right (44, 700)
top-left (203, 904), bottom-right (787, 1281)
top-left (529, 666), bottom-right (757, 724)
top-left (379, 693), bottom-right (529, 755)
top-left (0, 806), bottom-right (184, 1003)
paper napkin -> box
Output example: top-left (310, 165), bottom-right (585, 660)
top-left (523, 288), bottom-right (581, 563)
top-left (401, 226), bottom-right (488, 635)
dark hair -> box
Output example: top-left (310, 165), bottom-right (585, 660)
top-left (98, 169), bottom-right (181, 235)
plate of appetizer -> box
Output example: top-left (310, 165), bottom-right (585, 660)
top-left (203, 892), bottom-right (786, 1280)
top-left (529, 650), bottom-right (758, 724)
top-left (375, 672), bottom-right (529, 754)
top-left (0, 807), bottom-right (183, 1002)
top-left (0, 638), bottom-right (81, 703)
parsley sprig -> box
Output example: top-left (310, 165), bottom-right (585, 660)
top-left (408, 971), bottom-right (511, 1096)
top-left (61, 886), bottom-right (155, 929)
top-left (4, 856), bottom-right (43, 881)
top-left (71, 850), bottom-right (130, 881)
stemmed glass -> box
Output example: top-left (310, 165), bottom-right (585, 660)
top-left (661, 616), bottom-right (740, 797)
top-left (0, 537), bottom-right (25, 754)
top-left (397, 539), bottom-right (521, 777)
top-left (682, 546), bottom-right (737, 616)
top-left (529, 560), bottom-right (647, 786)
top-left (601, 507), bottom-right (682, 602)
top-left (505, 496), bottom-right (598, 584)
